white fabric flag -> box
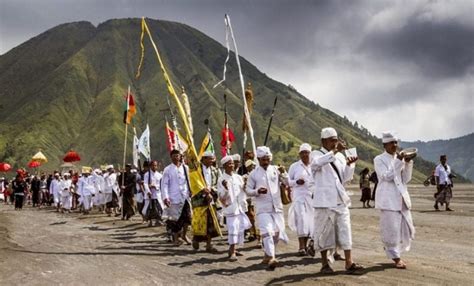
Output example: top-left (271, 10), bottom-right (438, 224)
top-left (133, 134), bottom-right (139, 168)
top-left (138, 124), bottom-right (151, 160)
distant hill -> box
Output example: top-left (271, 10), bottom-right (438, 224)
top-left (401, 133), bottom-right (473, 182)
top-left (0, 18), bottom-right (440, 182)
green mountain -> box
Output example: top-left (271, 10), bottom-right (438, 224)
top-left (0, 18), bottom-right (438, 183)
top-left (401, 133), bottom-right (473, 182)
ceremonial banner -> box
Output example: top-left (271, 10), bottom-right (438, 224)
top-left (135, 17), bottom-right (221, 236)
top-left (138, 124), bottom-right (151, 160)
top-left (198, 131), bottom-right (215, 159)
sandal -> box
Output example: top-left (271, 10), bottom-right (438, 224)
top-left (298, 248), bottom-right (307, 256)
top-left (307, 239), bottom-right (316, 257)
top-left (320, 264), bottom-right (335, 274)
top-left (206, 246), bottom-right (219, 254)
top-left (333, 253), bottom-right (345, 261)
top-left (395, 260), bottom-right (407, 269)
top-left (345, 262), bottom-right (365, 275)
top-left (268, 259), bottom-right (280, 270)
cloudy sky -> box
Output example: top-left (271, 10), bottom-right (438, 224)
top-left (1, 0), bottom-right (473, 141)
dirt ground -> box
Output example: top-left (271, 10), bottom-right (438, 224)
top-left (1, 184), bottom-right (473, 286)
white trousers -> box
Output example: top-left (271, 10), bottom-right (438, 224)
top-left (288, 196), bottom-right (314, 238)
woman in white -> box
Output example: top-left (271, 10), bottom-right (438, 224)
top-left (287, 143), bottom-right (314, 256)
top-left (218, 155), bottom-right (250, 262)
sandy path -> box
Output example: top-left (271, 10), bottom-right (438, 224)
top-left (1, 185), bottom-right (473, 285)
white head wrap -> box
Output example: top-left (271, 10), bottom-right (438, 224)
top-left (245, 159), bottom-right (256, 168)
top-left (299, 143), bottom-right (312, 153)
top-left (382, 131), bottom-right (398, 143)
top-left (220, 155), bottom-right (233, 166)
top-left (106, 164), bottom-right (114, 170)
top-left (232, 154), bottom-right (241, 161)
top-left (256, 146), bottom-right (272, 159)
top-left (321, 127), bottom-right (337, 139)
top-left (202, 150), bottom-right (215, 158)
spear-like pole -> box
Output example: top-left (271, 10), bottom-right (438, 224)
top-left (263, 96), bottom-right (278, 146)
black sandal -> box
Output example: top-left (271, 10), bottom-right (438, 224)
top-left (320, 264), bottom-right (335, 274)
top-left (307, 239), bottom-right (315, 257)
top-left (345, 262), bottom-right (365, 275)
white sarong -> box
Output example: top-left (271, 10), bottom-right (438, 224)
top-left (312, 205), bottom-right (352, 252)
top-left (82, 195), bottom-right (92, 211)
top-left (288, 195), bottom-right (314, 237)
top-left (379, 205), bottom-right (415, 259)
top-left (61, 195), bottom-right (72, 210)
top-left (226, 212), bottom-right (251, 246)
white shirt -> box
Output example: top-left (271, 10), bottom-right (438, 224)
top-left (218, 172), bottom-right (247, 216)
top-left (77, 176), bottom-right (95, 196)
top-left (49, 179), bottom-right (62, 196)
top-left (310, 148), bottom-right (355, 208)
top-left (374, 151), bottom-right (413, 211)
top-left (143, 170), bottom-right (163, 200)
top-left (288, 160), bottom-right (314, 202)
top-left (60, 179), bottom-right (72, 197)
top-left (202, 165), bottom-right (212, 188)
top-left (246, 165), bottom-right (284, 214)
top-left (161, 163), bottom-right (190, 204)
top-left (91, 173), bottom-right (105, 194)
top-left (434, 164), bottom-right (451, 185)
top-left (104, 172), bottom-right (118, 194)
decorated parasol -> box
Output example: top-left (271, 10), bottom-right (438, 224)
top-left (32, 151), bottom-right (48, 163)
top-left (28, 160), bottom-right (41, 168)
top-left (63, 150), bottom-right (81, 163)
top-left (0, 163), bottom-right (11, 172)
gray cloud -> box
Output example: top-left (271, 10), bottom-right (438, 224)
top-left (0, 0), bottom-right (472, 141)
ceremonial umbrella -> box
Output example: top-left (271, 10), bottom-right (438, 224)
top-left (0, 163), bottom-right (11, 172)
top-left (63, 150), bottom-right (81, 163)
top-left (32, 151), bottom-right (48, 163)
top-left (28, 160), bottom-right (41, 168)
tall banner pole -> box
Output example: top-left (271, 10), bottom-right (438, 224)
top-left (121, 85), bottom-right (131, 218)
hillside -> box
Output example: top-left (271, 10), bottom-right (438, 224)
top-left (401, 133), bottom-right (473, 182)
top-left (0, 18), bottom-right (438, 182)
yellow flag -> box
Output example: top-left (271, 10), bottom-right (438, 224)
top-left (136, 18), bottom-right (221, 236)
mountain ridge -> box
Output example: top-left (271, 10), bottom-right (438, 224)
top-left (0, 18), bottom-right (445, 183)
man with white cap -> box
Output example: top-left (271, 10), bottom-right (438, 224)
top-left (374, 131), bottom-right (415, 269)
top-left (104, 165), bottom-right (119, 216)
top-left (77, 167), bottom-right (95, 214)
top-left (309, 127), bottom-right (363, 274)
top-left (243, 159), bottom-right (260, 244)
top-left (246, 146), bottom-right (289, 270)
top-left (49, 172), bottom-right (62, 212)
top-left (91, 169), bottom-right (106, 212)
top-left (162, 149), bottom-right (192, 245)
top-left (143, 161), bottom-right (163, 226)
top-left (232, 154), bottom-right (241, 172)
top-left (288, 143), bottom-right (315, 256)
top-left (191, 150), bottom-right (221, 252)
top-left (218, 155), bottom-right (251, 262)
top-left (60, 173), bottom-right (73, 213)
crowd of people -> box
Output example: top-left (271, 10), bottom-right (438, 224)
top-left (0, 127), bottom-right (454, 273)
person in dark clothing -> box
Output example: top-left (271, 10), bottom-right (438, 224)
top-left (12, 175), bottom-right (27, 210)
top-left (369, 171), bottom-right (378, 202)
top-left (31, 176), bottom-right (41, 207)
top-left (118, 164), bottom-right (136, 220)
top-left (359, 168), bottom-right (372, 208)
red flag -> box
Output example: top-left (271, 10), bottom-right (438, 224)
top-left (123, 91), bottom-right (137, 124)
top-left (220, 127), bottom-right (235, 157)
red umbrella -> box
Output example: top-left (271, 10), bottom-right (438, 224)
top-left (63, 150), bottom-right (81, 162)
top-left (0, 163), bottom-right (11, 172)
top-left (28, 161), bottom-right (41, 168)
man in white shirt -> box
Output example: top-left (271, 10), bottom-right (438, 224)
top-left (191, 150), bottom-right (221, 252)
top-left (104, 165), bottom-right (119, 216)
top-left (218, 155), bottom-right (250, 262)
top-left (49, 173), bottom-right (62, 212)
top-left (374, 131), bottom-right (415, 269)
top-left (92, 169), bottom-right (106, 212)
top-left (162, 150), bottom-right (192, 245)
top-left (246, 146), bottom-right (289, 270)
top-left (77, 167), bottom-right (95, 214)
top-left (60, 173), bottom-right (73, 213)
top-left (143, 161), bottom-right (164, 227)
top-left (434, 155), bottom-right (454, 211)
top-left (309, 127), bottom-right (363, 275)
top-left (288, 143), bottom-right (314, 256)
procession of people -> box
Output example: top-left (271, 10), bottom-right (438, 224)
top-left (0, 126), bottom-right (442, 274)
